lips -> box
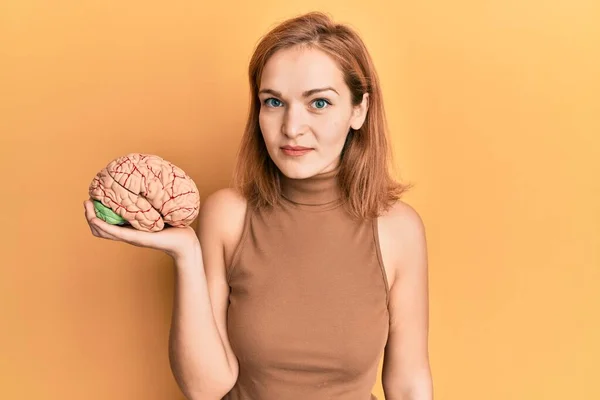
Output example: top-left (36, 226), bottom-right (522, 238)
top-left (281, 145), bottom-right (313, 156)
top-left (281, 145), bottom-right (312, 151)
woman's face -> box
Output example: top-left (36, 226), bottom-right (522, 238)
top-left (258, 46), bottom-right (368, 179)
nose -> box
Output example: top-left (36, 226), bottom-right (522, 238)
top-left (281, 103), bottom-right (308, 138)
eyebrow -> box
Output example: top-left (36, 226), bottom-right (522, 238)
top-left (258, 87), bottom-right (339, 97)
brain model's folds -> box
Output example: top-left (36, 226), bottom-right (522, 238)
top-left (88, 153), bottom-right (200, 232)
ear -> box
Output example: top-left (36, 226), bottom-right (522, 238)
top-left (350, 93), bottom-right (369, 130)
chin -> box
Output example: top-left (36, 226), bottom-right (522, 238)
top-left (274, 159), bottom-right (320, 180)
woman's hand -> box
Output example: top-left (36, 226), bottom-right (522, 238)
top-left (83, 199), bottom-right (200, 261)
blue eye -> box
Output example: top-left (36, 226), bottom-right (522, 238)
top-left (262, 97), bottom-right (331, 109)
top-left (312, 98), bottom-right (331, 109)
top-left (264, 98), bottom-right (282, 107)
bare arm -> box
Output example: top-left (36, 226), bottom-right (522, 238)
top-left (379, 201), bottom-right (433, 400)
top-left (83, 189), bottom-right (242, 399)
top-left (169, 189), bottom-right (244, 399)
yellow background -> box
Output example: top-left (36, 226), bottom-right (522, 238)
top-left (1, 1), bottom-right (598, 399)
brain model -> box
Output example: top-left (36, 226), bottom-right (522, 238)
top-left (88, 153), bottom-right (200, 232)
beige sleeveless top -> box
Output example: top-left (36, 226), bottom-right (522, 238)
top-left (222, 167), bottom-right (390, 400)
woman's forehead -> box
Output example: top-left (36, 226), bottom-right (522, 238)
top-left (260, 47), bottom-right (346, 95)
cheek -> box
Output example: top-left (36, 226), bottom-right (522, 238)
top-left (258, 113), bottom-right (277, 146)
top-left (318, 118), bottom-right (349, 148)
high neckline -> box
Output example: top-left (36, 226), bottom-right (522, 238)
top-left (280, 167), bottom-right (343, 208)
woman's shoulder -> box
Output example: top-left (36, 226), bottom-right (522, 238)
top-left (202, 187), bottom-right (248, 212)
top-left (196, 187), bottom-right (246, 243)
top-left (200, 188), bottom-right (248, 232)
top-left (378, 199), bottom-right (424, 228)
top-left (376, 200), bottom-right (427, 287)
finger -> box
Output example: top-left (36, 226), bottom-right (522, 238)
top-left (83, 200), bottom-right (100, 235)
top-left (84, 200), bottom-right (120, 240)
top-left (87, 218), bottom-right (116, 240)
top-left (83, 199), bottom-right (101, 224)
top-left (83, 199), bottom-right (158, 247)
top-left (87, 219), bottom-right (107, 239)
top-left (88, 215), bottom-right (156, 247)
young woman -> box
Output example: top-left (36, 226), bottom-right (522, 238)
top-left (84, 11), bottom-right (432, 400)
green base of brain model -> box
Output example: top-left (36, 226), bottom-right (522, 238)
top-left (88, 153), bottom-right (200, 232)
top-left (93, 200), bottom-right (128, 225)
